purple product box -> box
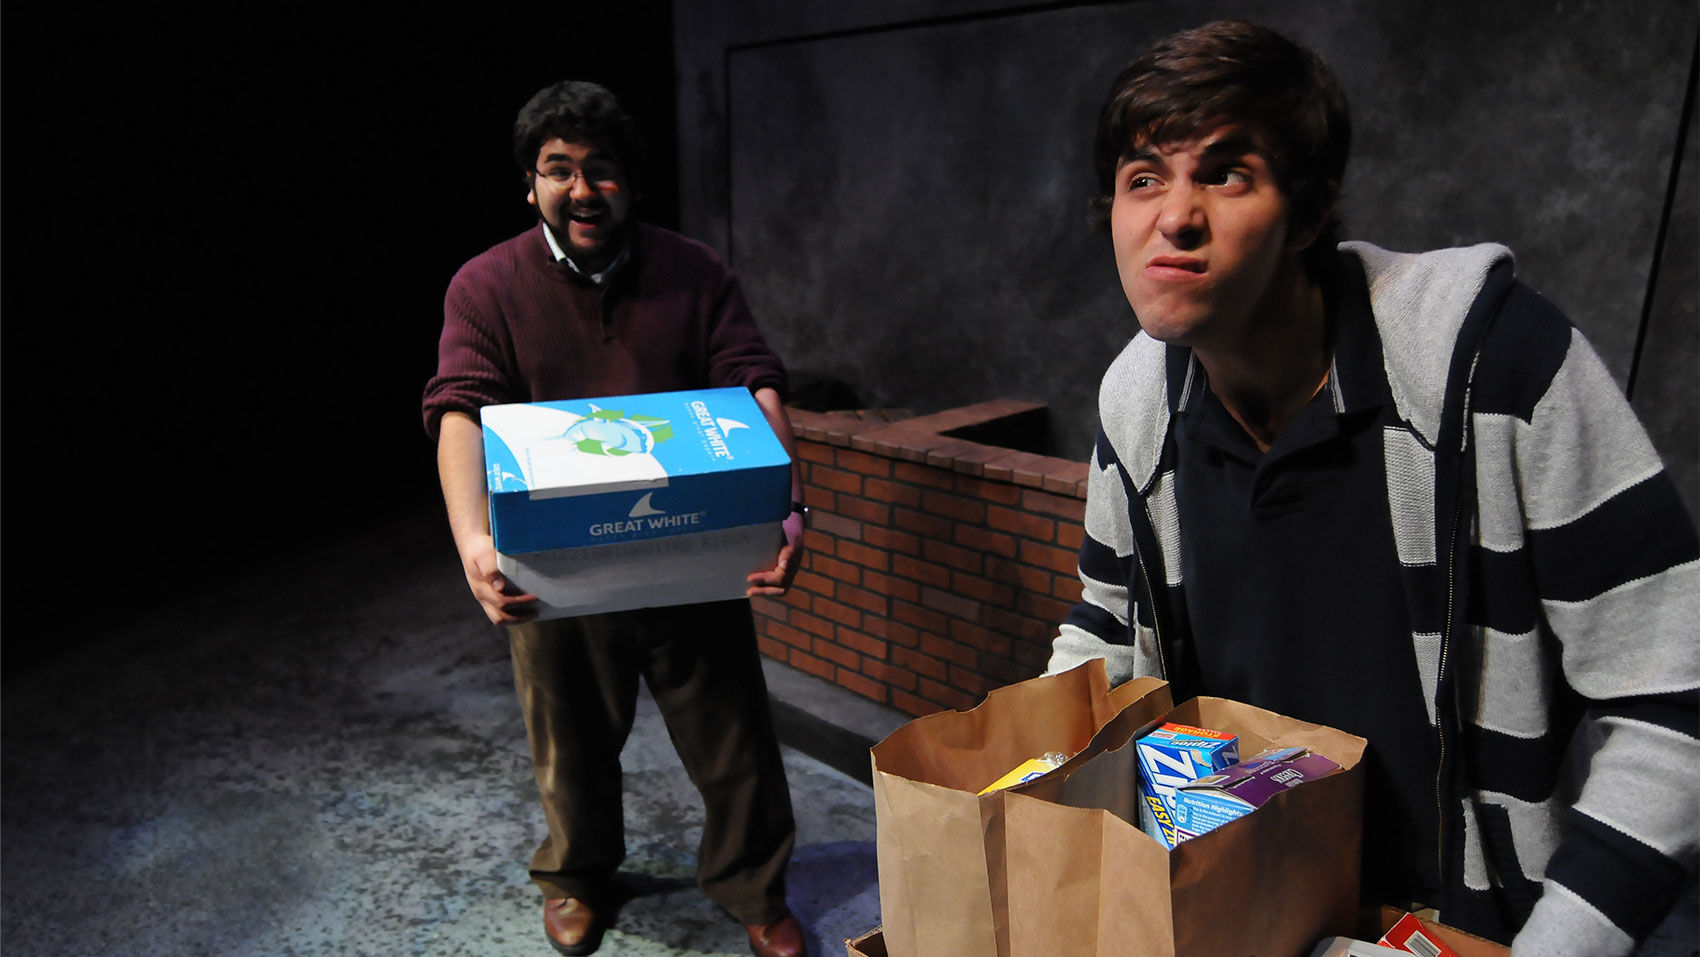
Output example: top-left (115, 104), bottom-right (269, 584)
top-left (1171, 747), bottom-right (1341, 841)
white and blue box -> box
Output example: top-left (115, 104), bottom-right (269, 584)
top-left (1134, 722), bottom-right (1240, 849)
top-left (480, 387), bottom-right (791, 619)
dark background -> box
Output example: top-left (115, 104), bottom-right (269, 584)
top-left (4, 7), bottom-right (680, 674)
top-left (7, 2), bottom-right (1696, 678)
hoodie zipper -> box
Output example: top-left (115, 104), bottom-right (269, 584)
top-left (1132, 538), bottom-right (1168, 682)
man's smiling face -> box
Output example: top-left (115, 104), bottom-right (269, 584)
top-left (1110, 126), bottom-right (1300, 350)
top-left (527, 138), bottom-right (632, 270)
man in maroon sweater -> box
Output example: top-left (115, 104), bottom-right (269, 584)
top-left (422, 81), bottom-right (809, 957)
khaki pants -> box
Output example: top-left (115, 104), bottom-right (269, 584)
top-left (507, 600), bottom-right (795, 925)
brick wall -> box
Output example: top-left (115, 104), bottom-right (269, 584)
top-left (752, 400), bottom-right (1090, 717)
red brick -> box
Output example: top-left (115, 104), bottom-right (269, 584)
top-left (951, 571), bottom-right (1016, 609)
top-left (798, 442), bottom-right (835, 464)
top-left (835, 626), bottom-right (889, 659)
top-left (892, 599), bottom-right (952, 636)
top-left (891, 688), bottom-right (938, 717)
top-left (789, 650), bottom-right (833, 681)
top-left (790, 609), bottom-right (836, 639)
top-left (757, 635), bottom-right (788, 660)
top-left (865, 526), bottom-right (921, 556)
top-left (978, 654), bottom-right (1033, 687)
top-left (922, 539), bottom-right (983, 574)
top-left (954, 524), bottom-right (1017, 558)
top-left (1056, 522), bottom-right (1085, 550)
top-left (892, 645), bottom-right (948, 680)
top-left (778, 587), bottom-right (812, 609)
top-left (837, 540), bottom-right (891, 572)
top-left (920, 586), bottom-right (981, 623)
top-left (792, 570), bottom-right (836, 596)
top-left (811, 510), bottom-right (862, 541)
top-left (864, 615), bottom-right (921, 648)
top-left (917, 677), bottom-right (978, 712)
top-left (1021, 489), bottom-right (1086, 521)
top-left (814, 597), bottom-right (862, 628)
top-left (986, 505), bottom-right (1055, 542)
top-left (837, 583), bottom-right (889, 617)
top-left (863, 477), bottom-right (922, 508)
top-left (1019, 591), bottom-right (1073, 624)
top-left (983, 606), bottom-right (1054, 644)
top-left (810, 554), bottom-right (863, 585)
top-left (836, 495), bottom-right (891, 525)
top-left (920, 632), bottom-right (978, 668)
top-left (891, 554), bottom-right (952, 589)
top-left (862, 658), bottom-right (918, 692)
top-left (813, 638), bottom-right (862, 670)
top-left (894, 508), bottom-right (953, 542)
top-left (1052, 575), bottom-right (1085, 603)
top-left (949, 618), bottom-right (1012, 658)
top-left (984, 556), bottom-right (1053, 596)
top-left (1020, 539), bottom-right (1080, 576)
top-left (948, 665), bottom-right (990, 698)
top-left (836, 669), bottom-right (888, 703)
top-left (766, 621), bottom-right (812, 650)
top-left (921, 489), bottom-right (985, 524)
top-left (954, 474), bottom-right (1024, 506)
top-left (862, 570), bottom-right (921, 604)
top-left (812, 466), bottom-right (864, 495)
top-left (1012, 639), bottom-right (1053, 671)
top-left (749, 596), bottom-right (789, 621)
top-left (801, 529), bottom-right (836, 557)
top-left (894, 461), bottom-right (954, 489)
top-left (836, 448), bottom-right (893, 477)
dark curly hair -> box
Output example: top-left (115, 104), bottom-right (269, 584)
top-left (1091, 20), bottom-right (1351, 276)
top-left (513, 81), bottom-right (646, 195)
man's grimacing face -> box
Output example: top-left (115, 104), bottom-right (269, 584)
top-left (1109, 126), bottom-right (1303, 349)
top-left (527, 138), bottom-right (632, 266)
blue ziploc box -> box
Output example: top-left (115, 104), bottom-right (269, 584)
top-left (1171, 746), bottom-right (1342, 842)
top-left (1135, 722), bottom-right (1240, 848)
top-left (479, 387), bottom-right (792, 619)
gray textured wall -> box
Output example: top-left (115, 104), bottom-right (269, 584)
top-left (676, 1), bottom-right (1698, 515)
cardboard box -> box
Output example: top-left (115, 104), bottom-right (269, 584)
top-left (1173, 746), bottom-right (1342, 841)
top-left (1363, 908), bottom-right (1509, 957)
top-left (1135, 722), bottom-right (1240, 848)
top-left (480, 388), bottom-right (790, 618)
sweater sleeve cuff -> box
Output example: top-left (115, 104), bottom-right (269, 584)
top-left (1536, 808), bottom-right (1690, 945)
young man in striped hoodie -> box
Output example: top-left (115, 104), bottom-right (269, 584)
top-left (1046, 20), bottom-right (1697, 955)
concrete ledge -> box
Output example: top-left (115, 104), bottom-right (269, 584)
top-left (762, 656), bottom-right (910, 786)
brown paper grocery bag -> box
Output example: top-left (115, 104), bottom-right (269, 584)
top-left (870, 660), bottom-right (1172, 957)
top-left (1003, 696), bottom-right (1367, 957)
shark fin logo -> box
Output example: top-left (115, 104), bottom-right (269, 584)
top-left (715, 417), bottom-right (750, 434)
top-left (487, 463), bottom-right (521, 491)
top-left (563, 405), bottom-right (674, 456)
top-left (629, 492), bottom-right (666, 518)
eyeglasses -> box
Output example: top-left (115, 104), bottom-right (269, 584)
top-left (532, 162), bottom-right (623, 191)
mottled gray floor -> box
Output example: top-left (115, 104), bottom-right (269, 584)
top-left (3, 511), bottom-right (1693, 956)
top-left (1, 514), bottom-right (879, 956)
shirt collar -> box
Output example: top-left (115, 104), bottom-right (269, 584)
top-left (540, 221), bottom-right (631, 285)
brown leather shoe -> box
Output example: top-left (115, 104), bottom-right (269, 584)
top-left (745, 914), bottom-right (807, 957)
top-left (543, 897), bottom-right (604, 956)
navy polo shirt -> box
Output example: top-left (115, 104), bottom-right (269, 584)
top-left (1172, 271), bottom-right (1442, 905)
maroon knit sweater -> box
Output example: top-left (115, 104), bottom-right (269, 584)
top-left (422, 223), bottom-right (787, 439)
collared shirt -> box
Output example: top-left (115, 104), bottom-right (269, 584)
top-left (540, 221), bottom-right (631, 285)
top-left (1171, 269), bottom-right (1441, 905)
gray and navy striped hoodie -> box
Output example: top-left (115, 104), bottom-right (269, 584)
top-left (1047, 242), bottom-right (1698, 956)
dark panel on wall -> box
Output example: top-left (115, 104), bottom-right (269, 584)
top-left (717, 0), bottom-right (1696, 464)
top-left (1632, 57), bottom-right (1699, 520)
